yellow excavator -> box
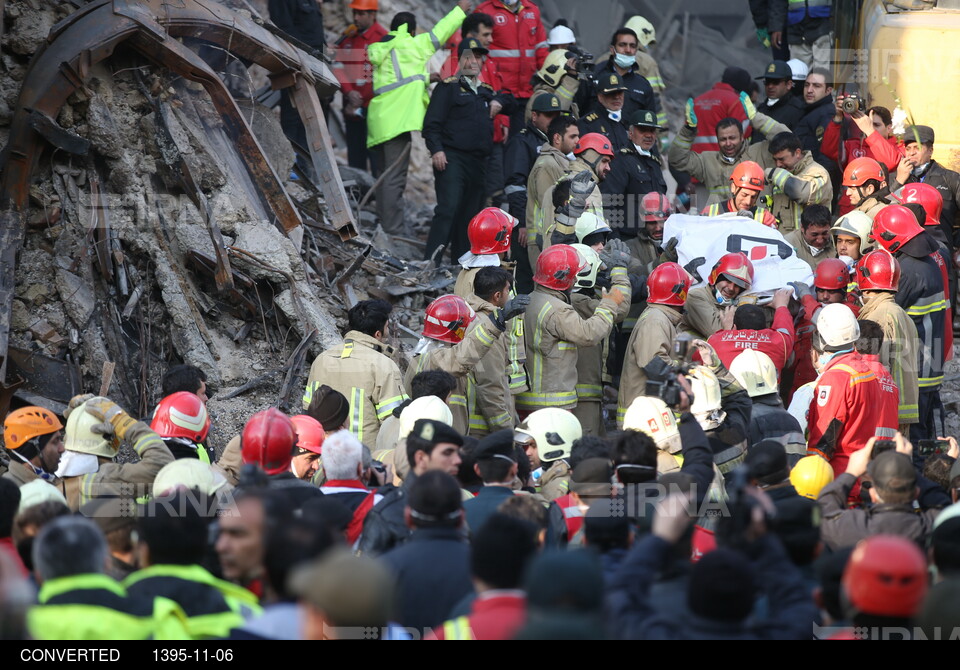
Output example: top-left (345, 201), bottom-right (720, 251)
top-left (840, 0), bottom-right (960, 171)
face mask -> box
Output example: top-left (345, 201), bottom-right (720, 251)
top-left (816, 351), bottom-right (834, 370)
top-left (912, 162), bottom-right (930, 176)
top-left (614, 52), bottom-right (636, 69)
top-left (715, 289), bottom-right (733, 306)
top-left (608, 110), bottom-right (621, 122)
top-left (565, 151), bottom-right (576, 160)
top-left (766, 97), bottom-right (779, 105)
top-left (502, 0), bottom-right (518, 5)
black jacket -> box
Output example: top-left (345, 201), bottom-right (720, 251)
top-left (358, 476), bottom-right (414, 557)
top-left (586, 60), bottom-right (660, 122)
top-left (749, 394), bottom-right (806, 462)
top-left (578, 108), bottom-right (631, 155)
top-left (752, 95), bottom-right (804, 143)
top-left (794, 95), bottom-right (837, 179)
top-left (423, 77), bottom-right (495, 158)
top-left (600, 145), bottom-right (667, 231)
top-left (891, 160), bottom-right (960, 247)
top-left (268, 0), bottom-right (325, 51)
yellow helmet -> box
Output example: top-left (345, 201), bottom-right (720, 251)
top-left (622, 396), bottom-right (681, 454)
top-left (537, 48), bottom-right (571, 88)
top-left (65, 401), bottom-right (118, 459)
top-left (790, 455), bottom-right (835, 499)
top-left (571, 244), bottom-right (601, 289)
top-left (153, 459), bottom-right (227, 497)
top-left (515, 408), bottom-right (582, 462)
top-left (625, 16), bottom-right (656, 48)
top-left (729, 350), bottom-right (779, 398)
top-left (398, 396), bottom-right (453, 442)
top-left (687, 366), bottom-right (724, 431)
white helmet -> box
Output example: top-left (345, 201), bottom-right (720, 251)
top-left (687, 366), bottom-right (725, 431)
top-left (515, 408), bottom-right (582, 462)
top-left (787, 58), bottom-right (809, 82)
top-left (398, 396), bottom-right (453, 441)
top-left (729, 350), bottom-right (779, 398)
top-left (622, 396), bottom-right (681, 454)
top-left (571, 243), bottom-right (601, 289)
top-left (574, 212), bottom-right (612, 245)
top-left (831, 210), bottom-right (874, 254)
top-left (17, 479), bottom-right (68, 513)
top-left (625, 16), bottom-right (656, 48)
top-left (65, 401), bottom-right (118, 459)
top-left (547, 24), bottom-right (576, 46)
top-left (814, 303), bottom-right (860, 351)
top-left (153, 459), bottom-right (227, 497)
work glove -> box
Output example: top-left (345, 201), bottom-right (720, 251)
top-left (63, 393), bottom-right (95, 420)
top-left (660, 236), bottom-right (680, 263)
top-left (490, 294), bottom-right (531, 331)
top-left (684, 98), bottom-right (697, 128)
top-left (566, 170), bottom-right (596, 220)
top-left (599, 241), bottom-right (631, 271)
top-left (788, 281), bottom-right (815, 301)
top-left (600, 286), bottom-right (626, 307)
top-left (85, 396), bottom-right (137, 441)
top-left (740, 91), bottom-right (757, 120)
top-left (756, 27), bottom-right (771, 48)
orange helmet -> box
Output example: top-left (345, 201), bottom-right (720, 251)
top-left (574, 133), bottom-right (614, 158)
top-left (534, 244), bottom-right (586, 292)
top-left (349, 0), bottom-right (378, 10)
top-left (468, 207), bottom-right (516, 255)
top-left (647, 262), bottom-right (692, 306)
top-left (290, 415), bottom-right (325, 455)
top-left (730, 161), bottom-right (765, 193)
top-left (641, 192), bottom-right (674, 221)
top-left (842, 157), bottom-right (885, 188)
top-left (423, 295), bottom-right (475, 344)
top-left (708, 252), bottom-right (754, 290)
top-left (4, 406), bottom-right (62, 451)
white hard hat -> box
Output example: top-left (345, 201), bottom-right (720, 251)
top-left (687, 366), bottom-right (725, 431)
top-left (625, 16), bottom-right (656, 48)
top-left (571, 244), bottom-right (601, 289)
top-left (729, 350), bottom-right (779, 398)
top-left (398, 396), bottom-right (453, 441)
top-left (153, 459), bottom-right (227, 497)
top-left (515, 408), bottom-right (582, 462)
top-left (17, 480), bottom-right (67, 513)
top-left (831, 210), bottom-right (874, 253)
top-left (622, 396), bottom-right (682, 454)
top-left (814, 303), bottom-right (860, 350)
top-left (547, 25), bottom-right (576, 46)
top-left (65, 401), bottom-right (118, 459)
top-left (787, 58), bottom-right (809, 82)
top-left (574, 212), bottom-right (612, 244)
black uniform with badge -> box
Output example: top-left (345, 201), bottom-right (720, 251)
top-left (751, 61), bottom-right (803, 143)
top-left (578, 59), bottom-right (659, 123)
top-left (600, 109), bottom-right (667, 232)
top-left (577, 74), bottom-right (632, 155)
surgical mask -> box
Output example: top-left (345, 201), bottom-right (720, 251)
top-left (634, 143), bottom-right (651, 157)
top-left (608, 110), bottom-right (621, 122)
top-left (816, 351), bottom-right (835, 370)
top-left (565, 151), bottom-right (575, 160)
top-left (766, 97), bottom-right (779, 105)
top-left (502, 0), bottom-right (518, 5)
top-left (715, 289), bottom-right (733, 306)
top-left (614, 52), bottom-right (636, 69)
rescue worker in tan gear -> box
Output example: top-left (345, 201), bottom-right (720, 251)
top-left (57, 395), bottom-right (174, 509)
top-left (406, 293), bottom-right (530, 435)
top-left (2, 406), bottom-right (64, 489)
top-left (569, 244), bottom-right (633, 435)
top-left (525, 49), bottom-right (582, 124)
top-left (617, 262), bottom-right (693, 426)
top-left (514, 408), bottom-right (582, 502)
top-left (517, 244), bottom-right (626, 415)
top-left (526, 116), bottom-right (577, 270)
top-left (684, 252), bottom-right (755, 340)
top-left (668, 91), bottom-right (790, 205)
top-left (701, 160), bottom-right (779, 228)
top-left (784, 204), bottom-right (836, 271)
top-left (842, 157), bottom-right (890, 220)
top-left (831, 210), bottom-right (874, 264)
top-left (765, 131), bottom-right (833, 232)
top-left (304, 299), bottom-right (408, 448)
top-left (453, 207), bottom-right (527, 395)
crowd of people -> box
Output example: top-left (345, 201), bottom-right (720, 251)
top-left (3, 0), bottom-right (960, 642)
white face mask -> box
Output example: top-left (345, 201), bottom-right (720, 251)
top-left (608, 110), bottom-right (621, 122)
top-left (614, 52), bottom-right (636, 69)
top-left (502, 0), bottom-right (518, 5)
top-left (565, 151), bottom-right (576, 160)
top-left (715, 289), bottom-right (733, 306)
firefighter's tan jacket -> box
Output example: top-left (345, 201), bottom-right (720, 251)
top-left (683, 285), bottom-right (726, 340)
top-left (537, 156), bottom-right (604, 248)
top-left (305, 330), bottom-right (407, 447)
top-left (404, 316), bottom-right (503, 435)
top-left (858, 291), bottom-right (920, 425)
top-left (617, 303), bottom-right (684, 426)
top-left (466, 296), bottom-right (517, 435)
top-left (767, 151), bottom-right (833, 232)
top-left (540, 459), bottom-right (571, 502)
top-left (517, 274), bottom-right (622, 412)
top-left (526, 143), bottom-right (570, 266)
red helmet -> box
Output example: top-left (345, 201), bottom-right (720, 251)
top-left (641, 192), bottom-right (674, 221)
top-left (842, 535), bottom-right (928, 618)
top-left (871, 204), bottom-right (923, 253)
top-left (893, 182), bottom-right (943, 226)
top-left (290, 414), bottom-right (325, 455)
top-left (647, 262), bottom-right (692, 306)
top-left (708, 252), bottom-right (754, 290)
top-left (730, 161), bottom-right (766, 193)
top-left (573, 133), bottom-right (614, 158)
top-left (534, 244), bottom-right (586, 291)
top-left (813, 258), bottom-right (850, 291)
top-left (857, 249), bottom-right (900, 291)
top-left (842, 157), bottom-right (885, 188)
top-left (423, 295), bottom-right (475, 344)
top-left (241, 408), bottom-right (297, 476)
top-left (151, 392), bottom-right (210, 442)
top-left (468, 207), bottom-right (516, 255)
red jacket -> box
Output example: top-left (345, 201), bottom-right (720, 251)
top-left (807, 351), bottom-right (890, 479)
top-left (931, 247), bottom-right (954, 362)
top-left (708, 305), bottom-right (796, 374)
top-left (820, 120), bottom-right (904, 214)
top-left (553, 492), bottom-right (585, 539)
top-left (428, 592), bottom-right (526, 640)
top-left (692, 82), bottom-right (750, 154)
top-left (475, 0), bottom-right (548, 100)
top-left (334, 22), bottom-right (389, 106)
top-left (789, 295), bottom-right (860, 401)
top-left (860, 354), bottom-right (900, 439)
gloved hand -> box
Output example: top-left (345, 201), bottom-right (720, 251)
top-left (599, 242), bottom-right (631, 271)
top-left (601, 286), bottom-right (626, 307)
top-left (660, 236), bottom-right (679, 263)
top-left (84, 396), bottom-right (137, 441)
top-left (63, 393), bottom-right (95, 420)
top-left (566, 170), bottom-right (596, 220)
top-left (490, 294), bottom-right (530, 331)
top-left (740, 91), bottom-right (757, 120)
top-left (756, 27), bottom-right (771, 48)
top-left (788, 281), bottom-right (815, 300)
top-left (684, 98), bottom-right (697, 128)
